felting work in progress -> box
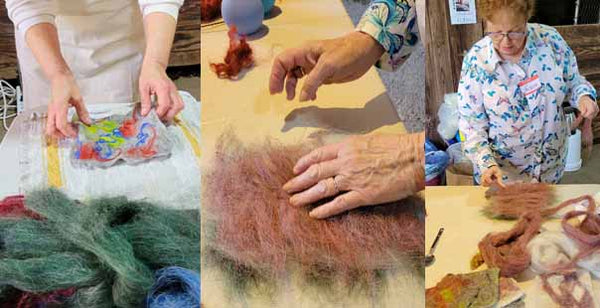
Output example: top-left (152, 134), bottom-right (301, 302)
top-left (0, 189), bottom-right (200, 308)
top-left (425, 268), bottom-right (526, 308)
top-left (71, 108), bottom-right (173, 168)
top-left (18, 91), bottom-right (201, 208)
top-left (427, 184), bottom-right (600, 307)
top-left (202, 132), bottom-right (425, 307)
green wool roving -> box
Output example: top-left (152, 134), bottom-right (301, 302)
top-left (0, 189), bottom-right (200, 307)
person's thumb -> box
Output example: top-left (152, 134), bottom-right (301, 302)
top-left (71, 94), bottom-right (91, 125)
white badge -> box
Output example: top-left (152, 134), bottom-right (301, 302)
top-left (518, 75), bottom-right (541, 96)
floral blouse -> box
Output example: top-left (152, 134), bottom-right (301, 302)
top-left (458, 23), bottom-right (597, 184)
top-left (356, 0), bottom-right (419, 71)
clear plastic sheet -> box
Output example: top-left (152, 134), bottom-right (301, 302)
top-left (19, 91), bottom-right (201, 209)
top-left (71, 108), bottom-right (173, 168)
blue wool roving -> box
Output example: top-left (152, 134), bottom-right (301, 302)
top-left (146, 267), bottom-right (200, 308)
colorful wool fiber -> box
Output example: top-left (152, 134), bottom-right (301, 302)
top-left (204, 132), bottom-right (425, 287)
top-left (0, 195), bottom-right (40, 219)
top-left (483, 183), bottom-right (554, 219)
top-left (0, 286), bottom-right (76, 308)
top-left (478, 195), bottom-right (598, 278)
top-left (210, 26), bottom-right (254, 80)
top-left (201, 0), bottom-right (222, 22)
top-left (0, 189), bottom-right (200, 307)
top-left (72, 108), bottom-right (173, 168)
top-left (478, 211), bottom-right (542, 277)
top-left (16, 288), bottom-right (76, 308)
top-left (539, 271), bottom-right (595, 307)
top-left (146, 267), bottom-right (200, 308)
top-left (425, 268), bottom-right (500, 308)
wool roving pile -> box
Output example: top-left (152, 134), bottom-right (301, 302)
top-left (477, 194), bottom-right (600, 279)
top-left (203, 132), bottom-right (425, 289)
top-left (0, 189), bottom-right (200, 307)
top-left (146, 266), bottom-right (201, 308)
top-left (483, 183), bottom-right (555, 219)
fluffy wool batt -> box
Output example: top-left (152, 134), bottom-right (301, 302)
top-left (484, 183), bottom-right (554, 219)
top-left (204, 133), bottom-right (425, 286)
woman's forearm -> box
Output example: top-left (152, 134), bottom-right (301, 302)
top-left (25, 23), bottom-right (71, 80)
top-left (142, 12), bottom-right (177, 69)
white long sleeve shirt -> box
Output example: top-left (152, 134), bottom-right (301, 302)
top-left (5, 0), bottom-right (183, 109)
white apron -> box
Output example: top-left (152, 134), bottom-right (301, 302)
top-left (15, 0), bottom-right (146, 110)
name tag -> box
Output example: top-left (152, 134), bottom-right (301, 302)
top-left (518, 75), bottom-right (541, 96)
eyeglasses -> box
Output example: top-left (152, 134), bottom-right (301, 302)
top-left (485, 31), bottom-right (527, 41)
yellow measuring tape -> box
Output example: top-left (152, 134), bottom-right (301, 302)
top-left (46, 139), bottom-right (63, 188)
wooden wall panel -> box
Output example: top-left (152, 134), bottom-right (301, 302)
top-left (0, 0), bottom-right (17, 80)
top-left (425, 0), bottom-right (483, 146)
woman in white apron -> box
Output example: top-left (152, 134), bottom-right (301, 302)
top-left (6, 0), bottom-right (185, 138)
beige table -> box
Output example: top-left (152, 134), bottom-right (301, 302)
top-left (201, 0), bottom-right (415, 307)
top-left (425, 185), bottom-right (600, 305)
top-left (200, 0), bottom-right (405, 162)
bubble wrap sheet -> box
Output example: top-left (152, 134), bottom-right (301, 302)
top-left (19, 91), bottom-right (201, 209)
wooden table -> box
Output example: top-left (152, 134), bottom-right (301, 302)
top-left (201, 0), bottom-right (412, 306)
top-left (425, 185), bottom-right (600, 305)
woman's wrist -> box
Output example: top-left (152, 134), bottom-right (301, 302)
top-left (350, 31), bottom-right (385, 65)
top-left (404, 132), bottom-right (425, 191)
top-left (142, 57), bottom-right (168, 72)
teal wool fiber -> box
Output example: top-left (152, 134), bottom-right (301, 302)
top-left (0, 189), bottom-right (200, 307)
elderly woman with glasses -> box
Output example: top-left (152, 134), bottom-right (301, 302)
top-left (457, 0), bottom-right (598, 186)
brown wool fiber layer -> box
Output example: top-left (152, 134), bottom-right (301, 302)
top-left (203, 133), bottom-right (425, 281)
top-left (484, 183), bottom-right (554, 219)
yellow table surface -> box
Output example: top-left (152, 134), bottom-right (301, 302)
top-left (201, 0), bottom-right (413, 307)
top-left (200, 0), bottom-right (405, 163)
top-left (425, 185), bottom-right (600, 305)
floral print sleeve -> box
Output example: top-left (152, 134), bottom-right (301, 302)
top-left (356, 0), bottom-right (419, 71)
top-left (548, 31), bottom-right (597, 107)
top-left (457, 57), bottom-right (498, 171)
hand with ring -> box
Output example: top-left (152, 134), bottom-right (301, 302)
top-left (282, 133), bottom-right (425, 219)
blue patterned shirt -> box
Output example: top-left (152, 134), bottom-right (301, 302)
top-left (458, 23), bottom-right (597, 184)
top-left (356, 0), bottom-right (419, 71)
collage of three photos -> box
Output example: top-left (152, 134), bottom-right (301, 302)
top-left (0, 0), bottom-right (598, 307)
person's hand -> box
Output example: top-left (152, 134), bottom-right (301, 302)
top-left (46, 73), bottom-right (91, 139)
top-left (282, 133), bottom-right (425, 219)
top-left (269, 31), bottom-right (384, 102)
top-left (139, 59), bottom-right (184, 122)
top-left (481, 166), bottom-right (505, 188)
top-left (577, 96), bottom-right (599, 120)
